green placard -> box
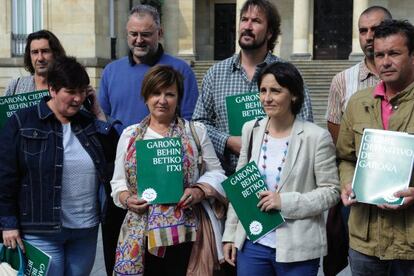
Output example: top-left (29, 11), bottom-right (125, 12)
top-left (23, 240), bottom-right (51, 276)
top-left (136, 137), bottom-right (183, 204)
top-left (222, 161), bottom-right (285, 242)
top-left (0, 240), bottom-right (51, 276)
top-left (352, 129), bottom-right (414, 205)
top-left (226, 92), bottom-right (265, 136)
top-left (0, 90), bottom-right (49, 128)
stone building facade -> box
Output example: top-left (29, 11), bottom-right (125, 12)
top-left (0, 0), bottom-right (413, 93)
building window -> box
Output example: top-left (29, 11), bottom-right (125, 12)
top-left (12, 0), bottom-right (43, 56)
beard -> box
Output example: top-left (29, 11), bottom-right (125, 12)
top-left (238, 30), bottom-right (267, 50)
top-left (364, 48), bottom-right (374, 59)
top-left (132, 46), bottom-right (150, 57)
top-left (129, 42), bottom-right (158, 63)
top-left (35, 62), bottom-right (49, 76)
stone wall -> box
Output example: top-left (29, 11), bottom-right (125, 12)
top-left (0, 0), bottom-right (128, 94)
top-left (2, 0), bottom-right (414, 94)
top-left (0, 62), bottom-right (28, 96)
top-left (0, 58), bottom-right (108, 96)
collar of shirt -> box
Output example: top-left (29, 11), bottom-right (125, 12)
top-left (231, 51), bottom-right (275, 83)
top-left (128, 43), bottom-right (164, 66)
top-left (373, 80), bottom-right (386, 98)
top-left (359, 59), bottom-right (378, 82)
top-left (373, 80), bottom-right (393, 130)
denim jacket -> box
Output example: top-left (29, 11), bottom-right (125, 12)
top-left (0, 97), bottom-right (119, 233)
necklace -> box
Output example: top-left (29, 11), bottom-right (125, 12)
top-left (261, 130), bottom-right (289, 189)
top-left (149, 117), bottom-right (177, 137)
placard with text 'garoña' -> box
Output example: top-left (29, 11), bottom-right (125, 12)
top-left (222, 161), bottom-right (285, 242)
top-left (136, 137), bottom-right (183, 204)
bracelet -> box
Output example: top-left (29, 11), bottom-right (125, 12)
top-left (193, 186), bottom-right (206, 200)
top-left (124, 194), bottom-right (132, 209)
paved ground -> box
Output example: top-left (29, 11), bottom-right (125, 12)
top-left (337, 266), bottom-right (351, 276)
top-left (91, 226), bottom-right (106, 275)
top-left (90, 226), bottom-right (351, 276)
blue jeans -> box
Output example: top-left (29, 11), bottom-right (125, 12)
top-left (23, 226), bottom-right (99, 276)
top-left (349, 248), bottom-right (414, 276)
top-left (237, 240), bottom-right (319, 276)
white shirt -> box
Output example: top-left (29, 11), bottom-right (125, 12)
top-left (255, 135), bottom-right (290, 248)
top-left (61, 123), bottom-right (98, 228)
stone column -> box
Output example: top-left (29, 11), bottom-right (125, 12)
top-left (45, 0), bottom-right (112, 87)
top-left (348, 0), bottom-right (369, 60)
top-left (0, 0), bottom-right (11, 58)
top-left (44, 0), bottom-right (110, 59)
top-left (177, 0), bottom-right (196, 62)
top-left (291, 0), bottom-right (312, 60)
top-left (234, 0), bottom-right (245, 53)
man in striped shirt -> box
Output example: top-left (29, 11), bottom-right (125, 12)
top-left (326, 6), bottom-right (392, 144)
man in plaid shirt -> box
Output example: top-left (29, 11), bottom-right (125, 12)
top-left (192, 0), bottom-right (313, 175)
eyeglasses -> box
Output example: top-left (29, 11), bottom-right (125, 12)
top-left (127, 30), bottom-right (157, 40)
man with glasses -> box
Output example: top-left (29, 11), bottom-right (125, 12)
top-left (99, 4), bottom-right (198, 134)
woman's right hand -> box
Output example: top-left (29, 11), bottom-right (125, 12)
top-left (2, 229), bottom-right (25, 253)
top-left (85, 85), bottom-right (107, 121)
top-left (120, 191), bottom-right (149, 214)
top-left (223, 242), bottom-right (237, 266)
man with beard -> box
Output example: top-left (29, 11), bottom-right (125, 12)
top-left (5, 30), bottom-right (66, 95)
top-left (192, 0), bottom-right (313, 176)
top-left (326, 6), bottom-right (392, 144)
top-left (99, 4), bottom-right (198, 134)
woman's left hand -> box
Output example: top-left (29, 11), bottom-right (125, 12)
top-left (178, 187), bottom-right (205, 209)
top-left (2, 229), bottom-right (25, 253)
top-left (257, 191), bottom-right (281, 212)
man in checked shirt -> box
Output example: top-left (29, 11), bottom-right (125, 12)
top-left (192, 0), bottom-right (313, 176)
